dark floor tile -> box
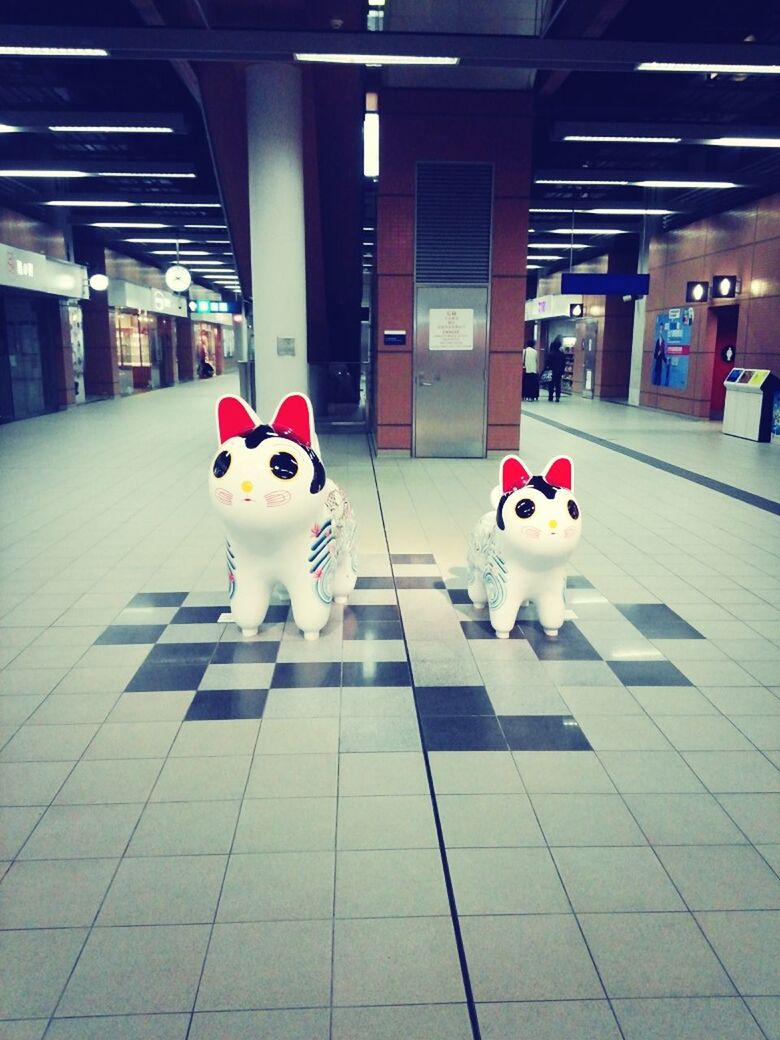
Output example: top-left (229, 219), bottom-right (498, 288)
top-left (185, 689), bottom-right (267, 721)
top-left (447, 588), bottom-right (472, 604)
top-left (96, 625), bottom-right (166, 645)
top-left (171, 606), bottom-right (226, 625)
top-left (342, 661), bottom-right (412, 687)
top-left (415, 685), bottom-right (493, 716)
top-left (394, 577), bottom-right (446, 590)
top-left (461, 620), bottom-right (525, 640)
top-left (343, 619), bottom-right (405, 642)
top-left (272, 662), bottom-right (342, 688)
top-left (212, 641), bottom-right (279, 664)
top-left (355, 576), bottom-right (395, 590)
top-left (343, 605), bottom-right (401, 622)
top-left (524, 622), bottom-right (602, 661)
top-left (146, 642), bottom-right (217, 664)
top-left (608, 660), bottom-right (693, 686)
top-left (421, 715), bottom-right (507, 751)
top-left (263, 604), bottom-right (291, 623)
top-left (500, 715), bottom-right (592, 751)
top-left (127, 592), bottom-right (188, 608)
top-left (391, 553), bottom-right (436, 564)
top-left (566, 576), bottom-right (594, 589)
top-left (617, 603), bottom-right (704, 639)
top-left (126, 661), bottom-right (208, 692)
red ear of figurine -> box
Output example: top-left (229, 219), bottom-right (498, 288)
top-left (271, 393), bottom-right (314, 448)
top-left (544, 456), bottom-right (573, 490)
top-left (501, 455), bottom-right (532, 495)
top-left (217, 395), bottom-right (260, 444)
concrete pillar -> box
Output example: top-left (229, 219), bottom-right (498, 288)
top-left (246, 64), bottom-right (309, 418)
top-left (628, 229), bottom-right (651, 406)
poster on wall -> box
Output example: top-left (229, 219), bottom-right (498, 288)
top-left (429, 308), bottom-right (474, 351)
top-left (652, 306), bottom-right (693, 389)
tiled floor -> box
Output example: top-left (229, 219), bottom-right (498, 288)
top-left (1, 377), bottom-right (779, 1040)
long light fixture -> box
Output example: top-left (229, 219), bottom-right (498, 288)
top-left (45, 199), bottom-right (134, 207)
top-left (127, 238), bottom-right (230, 245)
top-left (184, 224), bottom-right (226, 229)
top-left (636, 61), bottom-right (780, 75)
top-left (139, 201), bottom-right (221, 208)
top-left (295, 53), bottom-right (459, 66)
top-left (527, 254), bottom-right (563, 261)
top-left (0, 46), bottom-right (109, 57)
top-left (97, 171), bottom-right (196, 178)
top-left (529, 206), bottom-right (675, 215)
top-left (529, 241), bottom-right (589, 249)
top-left (563, 135), bottom-right (682, 144)
top-left (548, 228), bottom-right (628, 235)
top-left (705, 137), bottom-right (780, 148)
top-left (91, 222), bottom-right (169, 228)
top-left (536, 176), bottom-right (738, 190)
top-left (151, 249), bottom-right (213, 256)
top-left (49, 124), bottom-right (174, 133)
top-left (637, 178), bottom-right (739, 188)
top-left (0, 169), bottom-right (87, 178)
top-left (536, 178), bottom-right (631, 186)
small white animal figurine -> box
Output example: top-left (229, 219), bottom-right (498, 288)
top-left (467, 455), bottom-right (581, 639)
top-left (209, 392), bottom-right (357, 640)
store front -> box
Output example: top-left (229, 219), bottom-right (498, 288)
top-left (108, 281), bottom-right (188, 395)
top-left (0, 241), bottom-right (88, 423)
top-left (525, 294), bottom-right (584, 398)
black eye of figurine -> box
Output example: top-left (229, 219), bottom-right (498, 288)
top-left (270, 451), bottom-right (298, 480)
top-left (568, 499), bottom-right (579, 520)
top-left (515, 498), bottom-right (535, 519)
top-left (213, 450), bottom-right (231, 478)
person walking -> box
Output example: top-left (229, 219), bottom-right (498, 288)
top-left (522, 339), bottom-right (539, 401)
top-left (546, 338), bottom-right (566, 403)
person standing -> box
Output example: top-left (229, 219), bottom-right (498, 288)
top-left (522, 339), bottom-right (539, 400)
top-left (546, 338), bottom-right (566, 402)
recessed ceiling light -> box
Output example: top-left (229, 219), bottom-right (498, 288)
top-left (529, 242), bottom-right (589, 249)
top-left (526, 254), bottom-right (563, 261)
top-left (295, 53), bottom-right (459, 65)
top-left (0, 123), bottom-right (18, 132)
top-left (151, 249), bottom-right (213, 256)
top-left (49, 124), bottom-right (174, 133)
top-left (97, 171), bottom-right (196, 178)
top-left (636, 61), bottom-right (780, 75)
top-left (536, 178), bottom-right (631, 186)
top-left (526, 264), bottom-right (542, 269)
top-left (139, 202), bottom-right (221, 208)
top-left (0, 46), bottom-right (109, 57)
top-left (183, 224), bottom-right (227, 229)
top-left (125, 238), bottom-right (195, 244)
top-left (589, 207), bottom-right (675, 215)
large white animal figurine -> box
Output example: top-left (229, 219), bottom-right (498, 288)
top-left (209, 392), bottom-right (357, 640)
top-left (467, 455), bottom-right (581, 639)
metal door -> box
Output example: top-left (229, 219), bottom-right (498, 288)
top-left (414, 285), bottom-right (488, 457)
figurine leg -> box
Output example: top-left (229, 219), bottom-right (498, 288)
top-left (230, 570), bottom-right (272, 638)
top-left (467, 566), bottom-right (488, 608)
top-left (288, 579), bottom-right (332, 641)
top-left (332, 548), bottom-right (358, 605)
top-left (535, 588), bottom-right (566, 639)
top-left (489, 595), bottom-right (523, 640)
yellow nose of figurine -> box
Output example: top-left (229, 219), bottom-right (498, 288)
top-left (549, 519), bottom-right (558, 529)
top-left (241, 480), bottom-right (253, 493)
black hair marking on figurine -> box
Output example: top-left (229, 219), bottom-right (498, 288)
top-left (496, 475), bottom-right (561, 530)
top-left (242, 424), bottom-right (326, 494)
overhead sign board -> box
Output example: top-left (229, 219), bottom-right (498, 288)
top-left (0, 241), bottom-right (88, 299)
top-left (524, 293), bottom-right (583, 321)
top-left (107, 280), bottom-right (188, 317)
top-left (561, 272), bottom-right (651, 297)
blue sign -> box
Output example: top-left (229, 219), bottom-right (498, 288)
top-left (561, 273), bottom-right (650, 297)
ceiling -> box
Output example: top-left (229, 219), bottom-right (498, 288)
top-left (1, 0), bottom-right (779, 297)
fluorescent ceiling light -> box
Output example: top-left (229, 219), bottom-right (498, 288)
top-left (45, 199), bottom-right (133, 206)
top-left (636, 61), bottom-right (780, 75)
top-left (706, 136), bottom-right (780, 148)
top-left (536, 178), bottom-right (631, 186)
top-left (0, 123), bottom-right (18, 132)
top-left (526, 264), bottom-right (542, 269)
top-left (636, 179), bottom-right (738, 188)
top-left (125, 238), bottom-right (195, 244)
top-left (184, 224), bottom-right (226, 229)
top-left (295, 53), bottom-right (459, 66)
top-left (0, 169), bottom-right (87, 177)
top-left (527, 255), bottom-right (563, 261)
top-left (97, 171), bottom-right (196, 178)
top-left (139, 201), bottom-right (221, 208)
top-left (49, 124), bottom-right (174, 133)
top-left (589, 207), bottom-right (674, 215)
top-left (91, 222), bottom-right (168, 228)
top-left (151, 249), bottom-right (213, 256)
top-left (563, 134), bottom-right (682, 144)
top-left (363, 113), bottom-right (379, 178)
top-left (0, 46), bottom-right (109, 57)
top-left (529, 241), bottom-right (589, 249)
top-left (548, 228), bottom-right (628, 234)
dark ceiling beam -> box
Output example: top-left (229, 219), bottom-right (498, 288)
top-left (128, 0), bottom-right (208, 100)
top-left (3, 24), bottom-right (780, 69)
top-left (538, 0), bottom-right (632, 96)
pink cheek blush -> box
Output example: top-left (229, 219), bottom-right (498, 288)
top-left (215, 489), bottom-right (233, 506)
top-left (523, 527), bottom-right (541, 539)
